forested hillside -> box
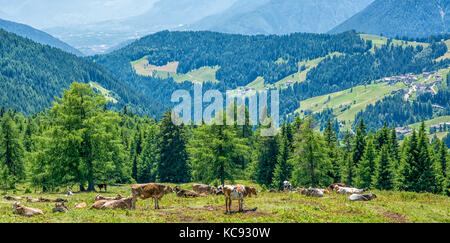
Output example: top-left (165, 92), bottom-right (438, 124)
top-left (0, 29), bottom-right (164, 116)
top-left (0, 18), bottom-right (82, 56)
top-left (330, 0), bottom-right (450, 38)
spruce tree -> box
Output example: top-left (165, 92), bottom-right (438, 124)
top-left (373, 145), bottom-right (395, 190)
top-left (157, 109), bottom-right (190, 183)
top-left (0, 112), bottom-right (25, 187)
top-left (271, 124), bottom-right (292, 190)
top-left (415, 122), bottom-right (437, 192)
top-left (353, 118), bottom-right (367, 166)
top-left (324, 119), bottom-right (340, 183)
top-left (356, 136), bottom-right (376, 188)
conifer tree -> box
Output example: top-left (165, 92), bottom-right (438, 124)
top-left (353, 118), bottom-right (367, 166)
top-left (271, 124), bottom-right (292, 190)
top-left (324, 119), bottom-right (340, 183)
top-left (157, 109), bottom-right (190, 183)
top-left (373, 145), bottom-right (395, 190)
top-left (0, 112), bottom-right (25, 187)
top-left (356, 136), bottom-right (376, 188)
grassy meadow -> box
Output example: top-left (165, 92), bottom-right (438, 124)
top-left (1, 181), bottom-right (448, 223)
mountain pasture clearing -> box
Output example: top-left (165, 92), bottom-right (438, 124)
top-left (0, 183), bottom-right (448, 223)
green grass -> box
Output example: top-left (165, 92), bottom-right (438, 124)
top-left (360, 34), bottom-right (429, 52)
top-left (1, 182), bottom-right (448, 223)
top-left (131, 56), bottom-right (220, 84)
top-left (274, 52), bottom-right (343, 89)
top-left (154, 66), bottom-right (220, 84)
top-left (296, 82), bottom-right (406, 129)
top-left (409, 116), bottom-right (450, 131)
top-left (89, 82), bottom-right (118, 104)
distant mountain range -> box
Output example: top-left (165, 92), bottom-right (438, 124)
top-left (0, 18), bottom-right (83, 56)
top-left (330, 0), bottom-right (450, 38)
top-left (186, 0), bottom-right (374, 34)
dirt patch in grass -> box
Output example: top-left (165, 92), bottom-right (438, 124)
top-left (280, 198), bottom-right (321, 207)
top-left (374, 207), bottom-right (409, 223)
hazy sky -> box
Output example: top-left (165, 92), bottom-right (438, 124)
top-left (0, 0), bottom-right (158, 29)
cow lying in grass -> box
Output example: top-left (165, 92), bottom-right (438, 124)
top-left (4, 195), bottom-right (25, 201)
top-left (174, 186), bottom-right (200, 198)
top-left (75, 202), bottom-right (87, 209)
top-left (90, 196), bottom-right (134, 210)
top-left (26, 197), bottom-right (67, 203)
top-left (131, 183), bottom-right (173, 210)
top-left (348, 193), bottom-right (377, 202)
top-left (336, 186), bottom-right (368, 195)
top-left (95, 194), bottom-right (123, 201)
top-left (12, 202), bottom-right (44, 217)
top-left (223, 185), bottom-right (246, 214)
top-left (305, 188), bottom-right (329, 197)
top-left (193, 184), bottom-right (221, 195)
top-left (52, 203), bottom-right (70, 213)
top-left (328, 183), bottom-right (346, 191)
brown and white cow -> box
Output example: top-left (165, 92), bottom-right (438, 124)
top-left (174, 186), bottom-right (200, 198)
top-left (328, 183), bottom-right (346, 192)
top-left (131, 183), bottom-right (173, 210)
top-left (12, 202), bottom-right (44, 217)
top-left (95, 194), bottom-right (123, 201)
top-left (336, 186), bottom-right (368, 195)
top-left (244, 186), bottom-right (257, 197)
top-left (223, 185), bottom-right (245, 214)
top-left (192, 184), bottom-right (217, 195)
top-left (100, 196), bottom-right (134, 210)
top-left (52, 203), bottom-right (70, 213)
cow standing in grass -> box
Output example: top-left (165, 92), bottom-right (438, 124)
top-left (223, 185), bottom-right (245, 214)
top-left (131, 183), bottom-right (173, 210)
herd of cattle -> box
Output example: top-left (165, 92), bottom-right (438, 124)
top-left (4, 181), bottom-right (377, 217)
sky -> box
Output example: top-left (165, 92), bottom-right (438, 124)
top-left (0, 0), bottom-right (158, 29)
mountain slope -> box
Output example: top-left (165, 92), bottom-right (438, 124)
top-left (187, 0), bottom-right (374, 34)
top-left (0, 29), bottom-right (164, 116)
top-left (330, 0), bottom-right (450, 38)
top-left (0, 18), bottom-right (83, 56)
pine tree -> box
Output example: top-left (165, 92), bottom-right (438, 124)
top-left (324, 119), bottom-right (340, 182)
top-left (341, 130), bottom-right (355, 186)
top-left (30, 82), bottom-right (126, 191)
top-left (254, 122), bottom-right (279, 187)
top-left (353, 118), bottom-right (367, 166)
top-left (0, 112), bottom-right (25, 187)
top-left (415, 122), bottom-right (437, 192)
top-left (356, 136), bottom-right (376, 188)
top-left (373, 145), bottom-right (395, 190)
top-left (271, 124), bottom-right (292, 190)
top-left (291, 118), bottom-right (332, 188)
top-left (157, 109), bottom-right (190, 183)
top-left (400, 130), bottom-right (419, 191)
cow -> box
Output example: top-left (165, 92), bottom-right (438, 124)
top-left (223, 185), bottom-right (245, 214)
top-left (90, 200), bottom-right (108, 210)
top-left (95, 194), bottom-right (123, 201)
top-left (97, 184), bottom-right (107, 192)
top-left (305, 188), bottom-right (325, 197)
top-left (74, 202), bottom-right (87, 209)
top-left (283, 181), bottom-right (292, 192)
top-left (4, 195), bottom-right (25, 201)
top-left (173, 186), bottom-right (200, 198)
top-left (336, 186), bottom-right (368, 195)
top-left (328, 183), bottom-right (346, 192)
top-left (244, 186), bottom-right (257, 197)
top-left (296, 187), bottom-right (307, 195)
top-left (12, 202), bottom-right (44, 217)
top-left (348, 193), bottom-right (377, 202)
top-left (100, 196), bottom-right (134, 210)
top-left (131, 183), bottom-right (173, 210)
top-left (192, 184), bottom-right (217, 195)
top-left (26, 197), bottom-right (67, 203)
top-left (52, 203), bottom-right (70, 213)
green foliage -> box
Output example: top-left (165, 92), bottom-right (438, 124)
top-left (157, 110), bottom-right (190, 183)
top-left (356, 136), bottom-right (377, 188)
top-left (291, 118), bottom-right (333, 188)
